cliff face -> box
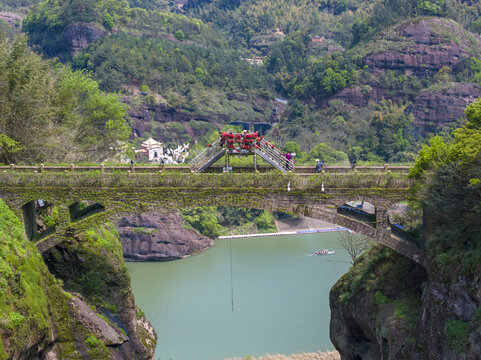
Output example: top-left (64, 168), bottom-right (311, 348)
top-left (333, 17), bottom-right (481, 135)
top-left (63, 23), bottom-right (107, 57)
top-left (0, 199), bottom-right (156, 359)
top-left (363, 18), bottom-right (481, 77)
top-left (117, 211), bottom-right (214, 261)
top-left (30, 22), bottom-right (107, 60)
top-left (42, 223), bottom-right (157, 359)
top-left (330, 245), bottom-right (481, 359)
top-left (404, 82), bottom-right (481, 133)
top-left (330, 246), bottom-right (427, 360)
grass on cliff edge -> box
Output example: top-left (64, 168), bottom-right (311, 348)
top-left (0, 199), bottom-right (71, 358)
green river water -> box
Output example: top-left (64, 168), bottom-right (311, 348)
top-left (127, 232), bottom-right (352, 360)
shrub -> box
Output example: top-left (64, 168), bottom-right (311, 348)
top-left (8, 312), bottom-right (25, 329)
top-left (374, 290), bottom-right (390, 305)
top-left (85, 335), bottom-right (100, 348)
top-left (444, 320), bottom-right (469, 354)
top-left (174, 29), bottom-right (185, 42)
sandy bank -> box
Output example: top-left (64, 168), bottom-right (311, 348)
top-left (227, 351), bottom-right (340, 360)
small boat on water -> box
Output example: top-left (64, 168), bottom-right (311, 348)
top-left (314, 250), bottom-right (335, 256)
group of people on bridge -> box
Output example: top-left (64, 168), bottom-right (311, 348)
top-left (219, 130), bottom-right (264, 150)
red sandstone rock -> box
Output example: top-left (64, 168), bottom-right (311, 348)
top-left (117, 211), bottom-right (214, 261)
top-left (364, 18), bottom-right (481, 77)
top-left (405, 82), bottom-right (481, 134)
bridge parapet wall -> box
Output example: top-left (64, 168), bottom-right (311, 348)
top-left (0, 165), bottom-right (411, 174)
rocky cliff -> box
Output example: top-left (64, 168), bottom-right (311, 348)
top-left (0, 199), bottom-right (156, 359)
top-left (63, 23), bottom-right (106, 57)
top-left (363, 18), bottom-right (481, 77)
top-left (405, 82), bottom-right (481, 134)
top-left (0, 12), bottom-right (22, 28)
top-left (333, 17), bottom-right (481, 135)
top-left (330, 245), bottom-right (481, 360)
top-left (330, 157), bottom-right (481, 360)
top-left (117, 211), bottom-right (214, 261)
top-left (28, 22), bottom-right (107, 60)
top-left (330, 246), bottom-right (427, 359)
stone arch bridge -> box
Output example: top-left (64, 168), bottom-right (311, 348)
top-left (0, 171), bottom-right (425, 267)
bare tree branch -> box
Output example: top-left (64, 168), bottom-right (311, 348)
top-left (338, 230), bottom-right (373, 263)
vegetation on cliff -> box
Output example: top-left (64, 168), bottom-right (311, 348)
top-left (330, 98), bottom-right (481, 358)
top-left (0, 199), bottom-right (70, 358)
top-left (410, 96), bottom-right (481, 276)
top-left (0, 198), bottom-right (156, 358)
top-left (0, 33), bottom-right (129, 164)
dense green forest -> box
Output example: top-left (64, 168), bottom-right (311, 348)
top-left (71, 32), bottom-right (275, 120)
top-left (1, 0), bottom-right (481, 164)
top-left (181, 206), bottom-right (277, 237)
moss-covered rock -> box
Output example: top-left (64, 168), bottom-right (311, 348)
top-left (0, 199), bottom-right (156, 359)
top-left (42, 222), bottom-right (157, 359)
top-left (330, 245), bottom-right (427, 359)
top-left (0, 198), bottom-right (71, 358)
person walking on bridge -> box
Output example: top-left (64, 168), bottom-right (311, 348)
top-left (315, 159), bottom-right (323, 173)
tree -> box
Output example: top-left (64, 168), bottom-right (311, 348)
top-left (282, 141), bottom-right (300, 155)
top-left (180, 207), bottom-right (222, 238)
top-left (338, 230), bottom-right (373, 263)
top-left (321, 68), bottom-right (347, 96)
top-left (175, 29), bottom-right (185, 42)
top-left (0, 134), bottom-right (22, 164)
top-left (0, 34), bottom-right (129, 163)
top-left (308, 143), bottom-right (349, 164)
top-left (0, 34), bottom-right (58, 163)
top-left (55, 69), bottom-right (130, 161)
top-left (255, 211), bottom-right (276, 231)
top-left (409, 97), bottom-right (481, 180)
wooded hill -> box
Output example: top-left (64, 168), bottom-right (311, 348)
top-left (2, 0), bottom-right (481, 163)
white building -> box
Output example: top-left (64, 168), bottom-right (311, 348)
top-left (141, 138), bottom-right (164, 162)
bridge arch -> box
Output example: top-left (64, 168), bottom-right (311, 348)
top-left (1, 187), bottom-right (424, 267)
top-left (21, 200), bottom-right (58, 241)
top-left (69, 201), bottom-right (105, 222)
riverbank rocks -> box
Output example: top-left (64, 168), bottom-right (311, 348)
top-left (330, 243), bottom-right (481, 359)
top-left (117, 211), bottom-right (214, 261)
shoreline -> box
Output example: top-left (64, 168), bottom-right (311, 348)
top-left (226, 351), bottom-right (340, 360)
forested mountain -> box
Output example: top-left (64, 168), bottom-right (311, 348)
top-left (1, 0), bottom-right (481, 163)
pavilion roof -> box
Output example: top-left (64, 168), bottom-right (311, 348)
top-left (141, 137), bottom-right (163, 148)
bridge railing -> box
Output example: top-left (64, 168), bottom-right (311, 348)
top-left (256, 139), bottom-right (295, 172)
top-left (0, 164), bottom-right (411, 173)
top-left (189, 138), bottom-right (225, 172)
top-left (0, 171), bottom-right (413, 190)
